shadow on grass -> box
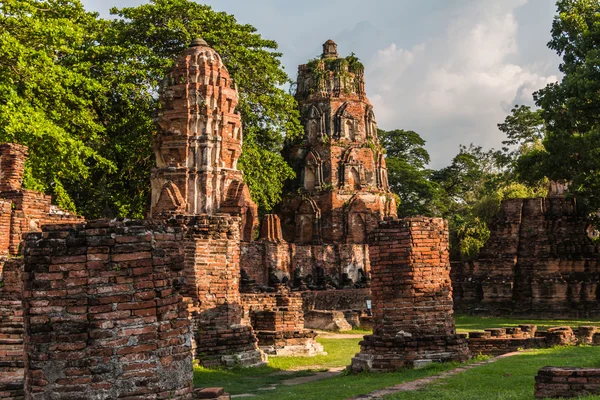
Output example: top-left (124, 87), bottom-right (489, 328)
top-left (193, 364), bottom-right (317, 395)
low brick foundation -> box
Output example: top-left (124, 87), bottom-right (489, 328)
top-left (351, 218), bottom-right (470, 372)
top-left (535, 367), bottom-right (600, 398)
top-left (242, 288), bottom-right (324, 356)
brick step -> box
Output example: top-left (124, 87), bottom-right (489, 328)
top-left (0, 338), bottom-right (22, 345)
top-left (0, 361), bottom-right (24, 369)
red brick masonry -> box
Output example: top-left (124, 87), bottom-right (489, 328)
top-left (535, 367), bottom-right (600, 398)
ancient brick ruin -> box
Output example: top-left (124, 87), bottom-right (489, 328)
top-left (241, 287), bottom-right (324, 356)
top-left (351, 218), bottom-right (470, 372)
top-left (535, 367), bottom-right (600, 398)
top-left (0, 143), bottom-right (82, 400)
top-left (240, 40), bottom-right (396, 296)
top-left (452, 197), bottom-right (600, 317)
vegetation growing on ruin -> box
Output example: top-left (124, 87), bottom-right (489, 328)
top-left (304, 54), bottom-right (364, 96)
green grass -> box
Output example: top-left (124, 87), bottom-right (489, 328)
top-left (193, 365), bottom-right (315, 395)
top-left (339, 327), bottom-right (373, 335)
top-left (384, 346), bottom-right (600, 400)
top-left (455, 314), bottom-right (600, 334)
top-left (268, 338), bottom-right (360, 370)
top-left (256, 360), bottom-right (481, 400)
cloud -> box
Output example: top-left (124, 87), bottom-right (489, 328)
top-left (365, 1), bottom-right (559, 168)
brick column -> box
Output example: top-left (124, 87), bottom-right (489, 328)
top-left (351, 218), bottom-right (470, 372)
top-left (0, 143), bottom-right (28, 193)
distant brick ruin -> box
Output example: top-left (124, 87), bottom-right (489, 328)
top-left (452, 196), bottom-right (600, 317)
top-left (351, 218), bottom-right (470, 372)
top-left (241, 40), bottom-right (396, 293)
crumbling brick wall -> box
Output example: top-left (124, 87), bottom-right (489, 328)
top-left (351, 218), bottom-right (469, 372)
top-left (173, 215), bottom-right (264, 367)
top-left (453, 197), bottom-right (600, 317)
top-left (22, 220), bottom-right (194, 399)
top-left (0, 143), bottom-right (82, 256)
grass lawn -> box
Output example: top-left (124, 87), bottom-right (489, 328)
top-left (194, 316), bottom-right (600, 399)
top-left (384, 345), bottom-right (600, 400)
top-left (455, 315), bottom-right (600, 334)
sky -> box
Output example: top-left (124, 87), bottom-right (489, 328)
top-left (81, 0), bottom-right (562, 168)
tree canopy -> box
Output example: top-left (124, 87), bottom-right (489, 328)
top-left (532, 0), bottom-right (600, 212)
top-left (0, 0), bottom-right (301, 217)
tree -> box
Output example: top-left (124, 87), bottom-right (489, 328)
top-left (432, 144), bottom-right (546, 259)
top-left (533, 0), bottom-right (600, 211)
top-left (0, 0), bottom-right (114, 212)
top-left (378, 129), bottom-right (446, 217)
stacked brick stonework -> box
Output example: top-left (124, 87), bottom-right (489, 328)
top-left (150, 38), bottom-right (257, 241)
top-left (535, 367), bottom-right (600, 398)
top-left (0, 143), bottom-right (82, 399)
top-left (452, 197), bottom-right (600, 317)
top-left (0, 258), bottom-right (24, 400)
top-left (351, 218), bottom-right (470, 372)
top-left (22, 220), bottom-right (194, 399)
top-left (242, 287), bottom-right (324, 356)
top-left (177, 215), bottom-right (265, 367)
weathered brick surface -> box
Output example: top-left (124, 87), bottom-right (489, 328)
top-left (0, 256), bottom-right (25, 400)
top-left (453, 197), bottom-right (600, 317)
top-left (276, 40), bottom-right (395, 285)
top-left (467, 325), bottom-right (594, 357)
top-left (22, 220), bottom-right (194, 399)
top-left (535, 367), bottom-right (600, 398)
top-left (351, 218), bottom-right (470, 372)
top-left (150, 38), bottom-right (257, 241)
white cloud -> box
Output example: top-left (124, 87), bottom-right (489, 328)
top-left (366, 1), bottom-right (559, 167)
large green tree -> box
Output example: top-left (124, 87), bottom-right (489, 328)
top-left (0, 0), bottom-right (113, 211)
top-left (533, 0), bottom-right (600, 211)
top-left (378, 128), bottom-right (446, 217)
top-left (0, 0), bottom-right (301, 218)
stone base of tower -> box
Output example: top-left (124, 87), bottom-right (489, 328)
top-left (256, 330), bottom-right (325, 357)
top-left (195, 326), bottom-right (267, 368)
top-left (350, 334), bottom-right (470, 372)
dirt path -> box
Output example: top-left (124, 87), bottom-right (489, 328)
top-left (315, 330), bottom-right (366, 339)
top-left (347, 352), bottom-right (521, 399)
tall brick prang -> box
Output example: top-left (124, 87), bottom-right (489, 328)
top-left (150, 38), bottom-right (257, 241)
top-left (351, 218), bottom-right (470, 372)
